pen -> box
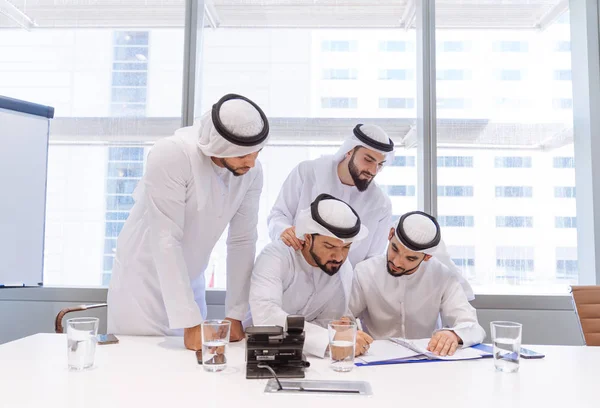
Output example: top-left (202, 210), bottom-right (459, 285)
top-left (356, 318), bottom-right (363, 331)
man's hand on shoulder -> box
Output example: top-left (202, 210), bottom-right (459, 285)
top-left (280, 227), bottom-right (304, 251)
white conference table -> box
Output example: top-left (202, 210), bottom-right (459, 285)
top-left (0, 334), bottom-right (598, 408)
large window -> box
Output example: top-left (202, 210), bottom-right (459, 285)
top-left (0, 3), bottom-right (185, 286)
top-left (435, 1), bottom-right (576, 294)
top-left (2, 1), bottom-right (584, 296)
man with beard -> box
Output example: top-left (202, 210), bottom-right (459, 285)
top-left (107, 94), bottom-right (269, 350)
top-left (250, 194), bottom-right (374, 358)
top-left (349, 211), bottom-right (484, 357)
top-left (267, 124), bottom-right (394, 267)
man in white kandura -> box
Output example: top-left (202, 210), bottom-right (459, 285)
top-left (267, 124), bottom-right (394, 266)
top-left (349, 211), bottom-right (485, 357)
top-left (250, 194), bottom-right (374, 358)
top-left (107, 93), bottom-right (270, 350)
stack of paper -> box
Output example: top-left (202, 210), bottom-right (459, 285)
top-left (356, 338), bottom-right (490, 366)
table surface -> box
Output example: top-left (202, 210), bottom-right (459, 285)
top-left (0, 333), bottom-right (598, 408)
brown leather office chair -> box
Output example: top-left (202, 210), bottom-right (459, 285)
top-left (571, 286), bottom-right (600, 346)
top-left (54, 303), bottom-right (107, 334)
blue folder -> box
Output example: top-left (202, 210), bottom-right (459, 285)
top-left (355, 343), bottom-right (494, 367)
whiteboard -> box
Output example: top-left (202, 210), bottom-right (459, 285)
top-left (0, 97), bottom-right (53, 287)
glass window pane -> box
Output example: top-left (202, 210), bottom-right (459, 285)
top-left (436, 2), bottom-right (575, 294)
top-left (0, 8), bottom-right (185, 287)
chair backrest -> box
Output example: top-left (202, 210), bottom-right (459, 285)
top-left (55, 303), bottom-right (108, 334)
top-left (571, 286), bottom-right (600, 346)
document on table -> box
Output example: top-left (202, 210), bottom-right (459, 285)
top-left (357, 337), bottom-right (486, 365)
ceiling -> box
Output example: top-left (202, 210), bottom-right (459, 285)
top-left (0, 0), bottom-right (568, 29)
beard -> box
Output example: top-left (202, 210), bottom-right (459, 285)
top-left (386, 260), bottom-right (423, 277)
top-left (310, 241), bottom-right (343, 276)
top-left (348, 151), bottom-right (375, 192)
top-left (220, 158), bottom-right (250, 177)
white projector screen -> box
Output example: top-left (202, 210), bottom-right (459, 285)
top-left (0, 97), bottom-right (53, 287)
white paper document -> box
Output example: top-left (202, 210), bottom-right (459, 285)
top-left (357, 337), bottom-right (484, 365)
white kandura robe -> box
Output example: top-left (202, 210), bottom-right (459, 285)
top-left (349, 255), bottom-right (485, 346)
top-left (249, 241), bottom-right (353, 358)
top-left (267, 156), bottom-right (392, 267)
top-left (107, 127), bottom-right (262, 336)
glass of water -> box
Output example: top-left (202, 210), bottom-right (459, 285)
top-left (328, 319), bottom-right (356, 372)
top-left (201, 320), bottom-right (231, 372)
top-left (491, 321), bottom-right (522, 373)
top-left (67, 317), bottom-right (99, 371)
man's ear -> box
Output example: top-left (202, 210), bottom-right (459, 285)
top-left (304, 234), bottom-right (312, 246)
top-left (388, 228), bottom-right (395, 241)
top-left (423, 254), bottom-right (432, 261)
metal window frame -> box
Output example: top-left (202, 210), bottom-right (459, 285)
top-left (416, 0), bottom-right (437, 215)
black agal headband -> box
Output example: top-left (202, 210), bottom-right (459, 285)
top-left (211, 93), bottom-right (269, 147)
top-left (353, 124), bottom-right (394, 153)
top-left (396, 211), bottom-right (441, 252)
top-left (310, 193), bottom-right (361, 239)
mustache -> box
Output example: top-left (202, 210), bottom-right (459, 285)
top-left (388, 261), bottom-right (404, 273)
top-left (360, 171), bottom-right (375, 178)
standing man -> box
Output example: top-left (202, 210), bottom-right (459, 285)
top-left (250, 194), bottom-right (373, 358)
top-left (349, 211), bottom-right (483, 357)
top-left (107, 94), bottom-right (270, 350)
top-left (268, 124), bottom-right (394, 266)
